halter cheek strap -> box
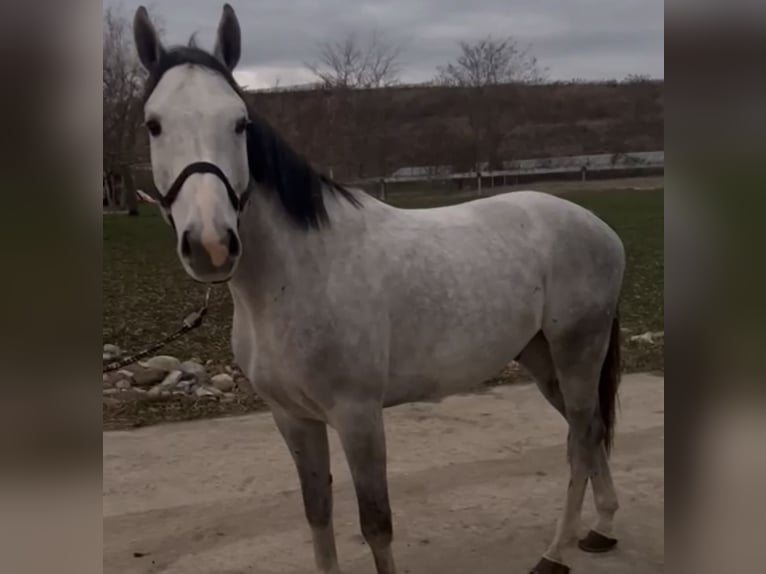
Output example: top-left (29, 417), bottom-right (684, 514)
top-left (143, 161), bottom-right (251, 219)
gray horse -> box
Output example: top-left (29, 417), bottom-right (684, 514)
top-left (133, 5), bottom-right (625, 573)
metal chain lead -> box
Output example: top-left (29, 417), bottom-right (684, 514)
top-left (103, 287), bottom-right (213, 374)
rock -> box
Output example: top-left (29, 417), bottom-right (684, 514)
top-left (180, 360), bottom-right (207, 380)
top-left (102, 373), bottom-right (110, 384)
top-left (207, 385), bottom-right (225, 396)
top-left (176, 380), bottom-right (192, 393)
top-left (103, 397), bottom-right (121, 407)
top-left (146, 385), bottom-right (175, 399)
top-left (139, 355), bottom-right (182, 373)
top-left (103, 344), bottom-right (122, 360)
top-left (222, 392), bottom-right (237, 403)
top-left (234, 376), bottom-right (253, 396)
top-left (630, 332), bottom-right (653, 343)
top-left (629, 331), bottom-right (664, 344)
top-left (117, 369), bottom-right (135, 381)
top-left (115, 389), bottom-right (146, 402)
top-left (159, 370), bottom-right (183, 389)
top-left (103, 369), bottom-right (135, 389)
top-left (127, 365), bottom-right (167, 387)
top-left (103, 388), bottom-right (119, 396)
top-left (115, 379), bottom-right (132, 390)
top-left (211, 373), bottom-right (235, 392)
top-left (195, 386), bottom-right (219, 399)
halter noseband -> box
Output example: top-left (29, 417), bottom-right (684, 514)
top-left (144, 161), bottom-right (251, 221)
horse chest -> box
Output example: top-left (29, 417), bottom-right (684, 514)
top-left (230, 309), bottom-right (372, 418)
top-left (233, 333), bottom-right (328, 418)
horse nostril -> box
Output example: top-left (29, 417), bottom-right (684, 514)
top-left (180, 230), bottom-right (192, 258)
top-left (227, 230), bottom-right (241, 257)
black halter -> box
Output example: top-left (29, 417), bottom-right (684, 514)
top-left (144, 161), bottom-right (251, 220)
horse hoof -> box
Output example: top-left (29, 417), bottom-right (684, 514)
top-left (578, 529), bottom-right (618, 553)
top-left (529, 556), bottom-right (570, 574)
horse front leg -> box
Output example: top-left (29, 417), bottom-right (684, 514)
top-left (333, 405), bottom-right (397, 574)
top-left (272, 408), bottom-right (340, 574)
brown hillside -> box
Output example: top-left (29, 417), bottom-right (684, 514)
top-left (134, 80), bottom-right (663, 182)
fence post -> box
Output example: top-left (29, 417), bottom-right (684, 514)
top-left (477, 171), bottom-right (482, 196)
top-left (379, 178), bottom-right (386, 202)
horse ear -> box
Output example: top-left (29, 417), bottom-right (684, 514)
top-left (214, 4), bottom-right (241, 70)
top-left (133, 6), bottom-right (164, 71)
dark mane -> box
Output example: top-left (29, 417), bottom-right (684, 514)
top-left (142, 45), bottom-right (360, 230)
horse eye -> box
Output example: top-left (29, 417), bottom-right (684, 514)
top-left (234, 118), bottom-right (248, 134)
top-left (145, 119), bottom-right (162, 137)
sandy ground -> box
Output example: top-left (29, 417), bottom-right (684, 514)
top-left (104, 373), bottom-right (664, 574)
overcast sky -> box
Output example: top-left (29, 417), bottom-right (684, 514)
top-left (106, 0), bottom-right (664, 89)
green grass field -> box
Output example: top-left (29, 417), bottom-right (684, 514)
top-left (104, 186), bottom-right (663, 377)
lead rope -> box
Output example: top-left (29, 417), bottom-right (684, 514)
top-left (103, 287), bottom-right (213, 374)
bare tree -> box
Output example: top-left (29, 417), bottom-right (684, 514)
top-left (103, 4), bottom-right (163, 214)
top-left (436, 36), bottom-right (547, 87)
top-left (305, 30), bottom-right (405, 179)
top-left (360, 29), bottom-right (404, 89)
top-left (436, 36), bottom-right (547, 179)
top-left (305, 29), bottom-right (403, 89)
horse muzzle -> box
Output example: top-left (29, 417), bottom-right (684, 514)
top-left (179, 225), bottom-right (241, 283)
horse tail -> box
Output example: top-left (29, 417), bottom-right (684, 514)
top-left (599, 308), bottom-right (621, 456)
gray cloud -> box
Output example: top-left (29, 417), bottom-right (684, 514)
top-left (105, 0), bottom-right (663, 88)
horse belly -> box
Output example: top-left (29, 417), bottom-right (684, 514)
top-left (384, 360), bottom-right (507, 407)
top-left (384, 314), bottom-right (538, 407)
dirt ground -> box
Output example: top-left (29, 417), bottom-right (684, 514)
top-left (103, 373), bottom-right (664, 574)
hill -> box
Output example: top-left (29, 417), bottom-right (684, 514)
top-left (244, 79), bottom-right (663, 181)
top-left (132, 79), bottom-right (663, 184)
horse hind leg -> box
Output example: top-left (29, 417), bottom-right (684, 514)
top-left (579, 314), bottom-right (621, 554)
top-left (530, 312), bottom-right (620, 574)
top-left (578, 443), bottom-right (619, 553)
top-left (518, 329), bottom-right (620, 555)
top-left (517, 330), bottom-right (565, 417)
